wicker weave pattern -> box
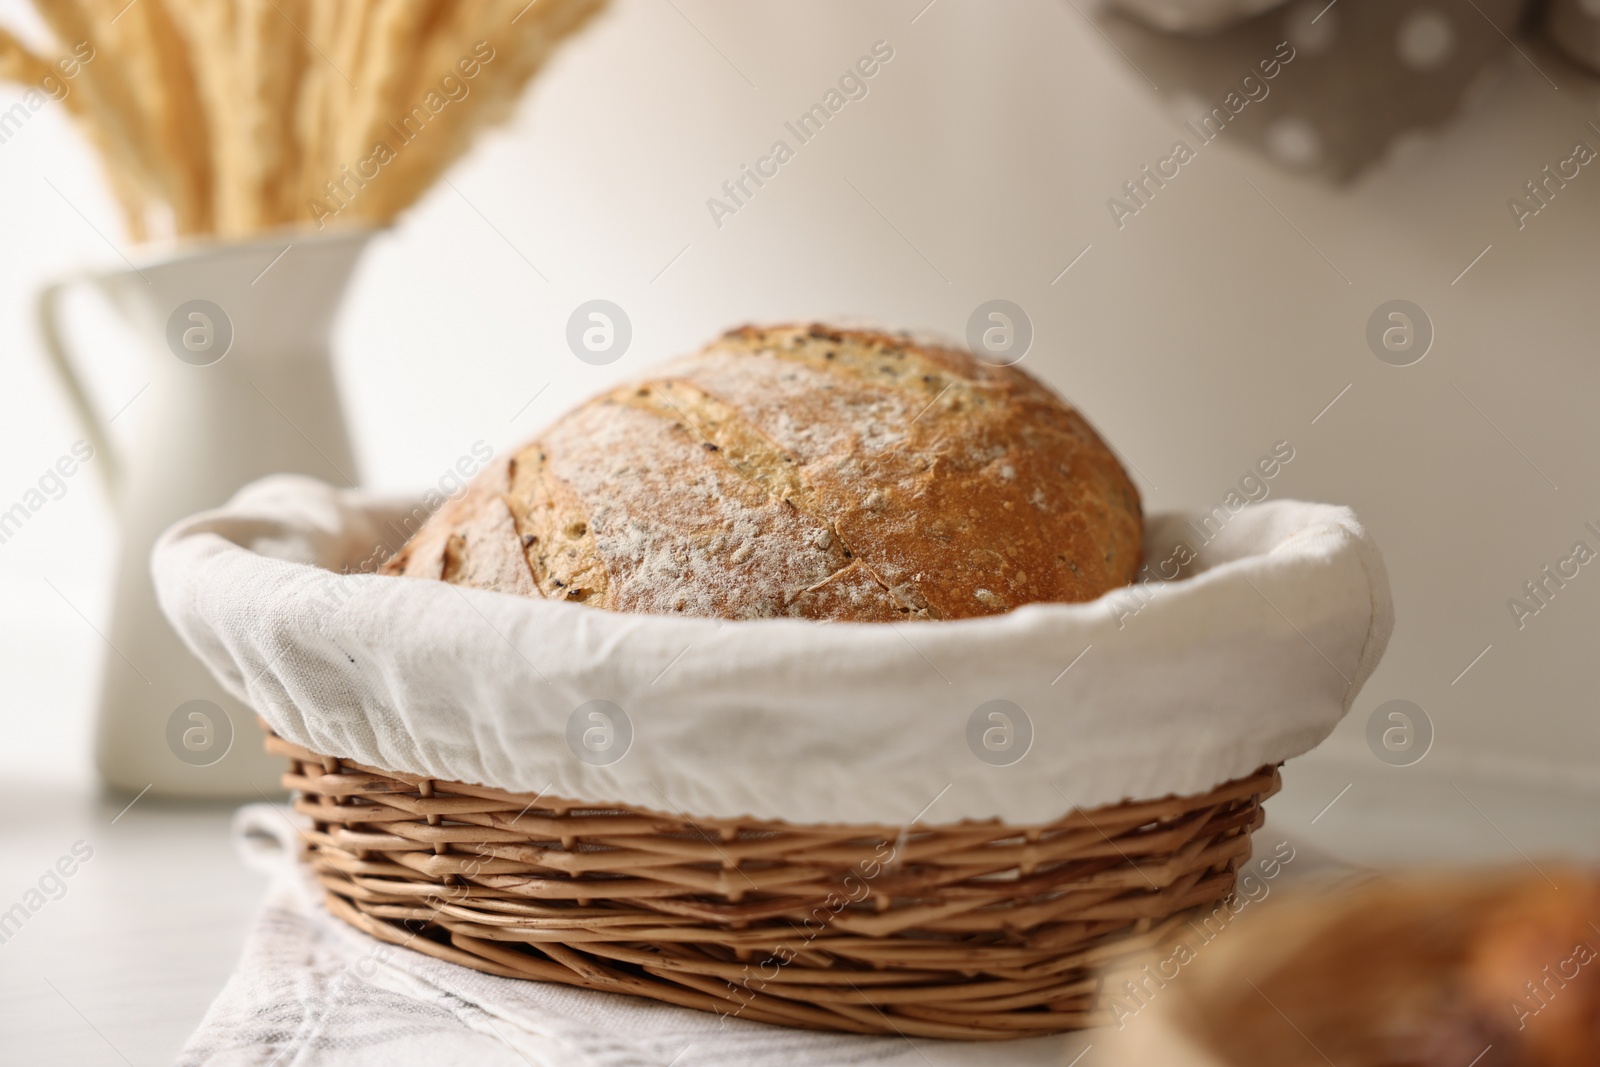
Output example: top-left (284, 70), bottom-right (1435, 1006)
top-left (270, 733), bottom-right (1278, 1040)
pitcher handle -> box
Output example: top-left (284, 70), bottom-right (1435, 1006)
top-left (37, 275), bottom-right (122, 503)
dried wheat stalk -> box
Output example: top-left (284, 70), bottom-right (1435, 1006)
top-left (0, 0), bottom-right (606, 239)
top-left (0, 26), bottom-right (54, 84)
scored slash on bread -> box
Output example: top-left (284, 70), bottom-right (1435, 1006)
top-left (383, 324), bottom-right (1143, 622)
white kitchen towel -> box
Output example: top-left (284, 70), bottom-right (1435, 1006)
top-left (153, 475), bottom-right (1392, 826)
top-left (180, 803), bottom-right (1087, 1067)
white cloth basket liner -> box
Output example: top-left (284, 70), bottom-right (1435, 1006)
top-left (153, 475), bottom-right (1392, 826)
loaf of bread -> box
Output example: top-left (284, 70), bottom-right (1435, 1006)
top-left (1157, 868), bottom-right (1600, 1067)
top-left (382, 324), bottom-right (1142, 621)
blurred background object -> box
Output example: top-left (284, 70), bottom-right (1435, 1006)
top-left (1099, 0), bottom-right (1530, 183)
top-left (1547, 0), bottom-right (1600, 72)
top-left (1107, 0), bottom-right (1600, 82)
top-left (1110, 0), bottom-right (1289, 35)
top-left (1103, 865), bottom-right (1600, 1066)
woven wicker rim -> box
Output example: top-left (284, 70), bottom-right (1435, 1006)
top-left (271, 731), bottom-right (1279, 1040)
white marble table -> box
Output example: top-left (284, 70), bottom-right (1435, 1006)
top-left (0, 778), bottom-right (271, 1065)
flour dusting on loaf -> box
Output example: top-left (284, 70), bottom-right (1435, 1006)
top-left (382, 324), bottom-right (1142, 621)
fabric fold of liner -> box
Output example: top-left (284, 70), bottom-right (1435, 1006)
top-left (153, 475), bottom-right (1393, 826)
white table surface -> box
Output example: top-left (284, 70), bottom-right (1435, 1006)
top-left (3, 746), bottom-right (1596, 1065)
top-left (0, 777), bottom-right (270, 1065)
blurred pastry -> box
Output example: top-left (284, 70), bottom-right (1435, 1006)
top-left (1106, 866), bottom-right (1600, 1067)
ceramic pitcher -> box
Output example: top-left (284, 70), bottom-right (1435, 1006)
top-left (39, 228), bottom-right (374, 799)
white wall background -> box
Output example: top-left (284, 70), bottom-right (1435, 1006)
top-left (2, 0), bottom-right (1597, 800)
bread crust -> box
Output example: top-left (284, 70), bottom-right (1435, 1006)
top-left (382, 324), bottom-right (1142, 621)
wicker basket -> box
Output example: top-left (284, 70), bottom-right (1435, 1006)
top-left (270, 730), bottom-right (1279, 1040)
